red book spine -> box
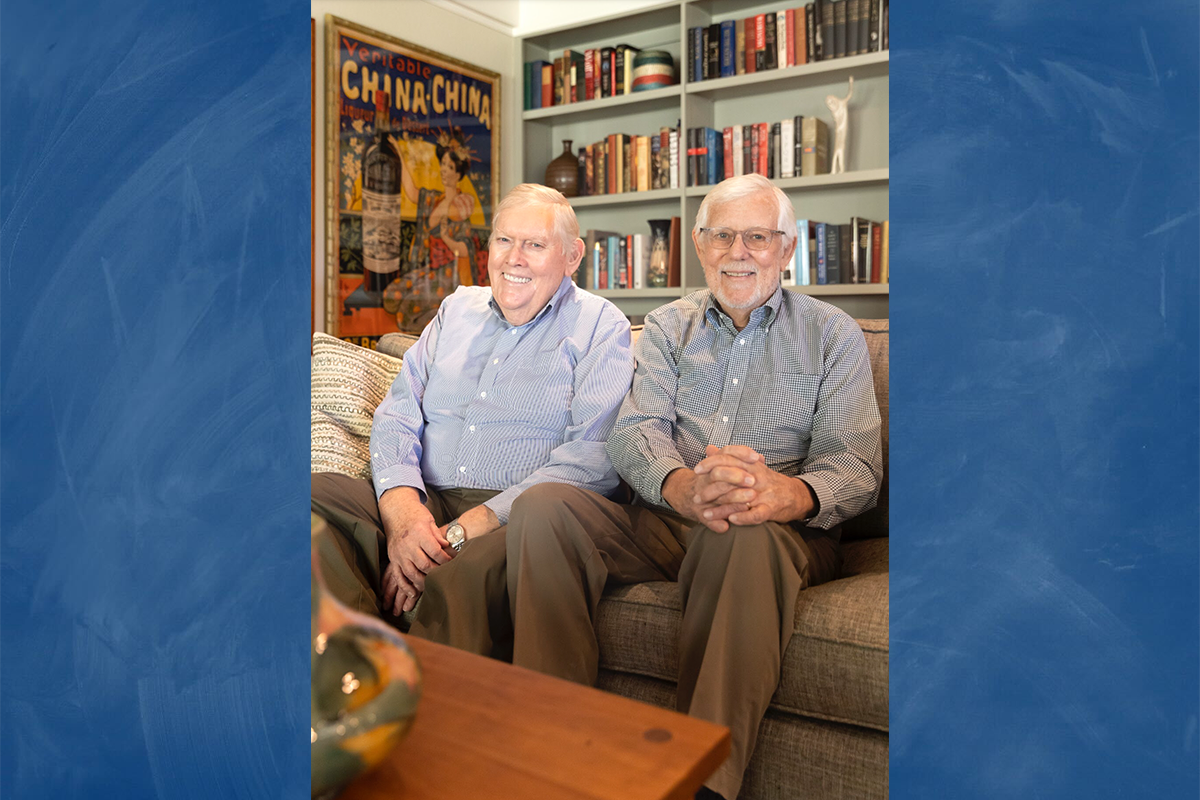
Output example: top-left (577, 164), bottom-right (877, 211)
top-left (797, 6), bottom-right (808, 64)
top-left (723, 127), bottom-right (734, 179)
top-left (755, 14), bottom-right (766, 52)
top-left (584, 48), bottom-right (595, 100)
top-left (745, 16), bottom-right (757, 73)
top-left (871, 222), bottom-right (883, 282)
top-left (757, 122), bottom-right (769, 175)
top-left (541, 64), bottom-right (552, 107)
top-left (625, 234), bottom-right (633, 287)
top-left (607, 133), bottom-right (618, 193)
top-left (786, 9), bottom-right (797, 66)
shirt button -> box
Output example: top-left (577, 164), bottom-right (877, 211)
top-left (511, 330), bottom-right (517, 336)
top-left (459, 466), bottom-right (466, 473)
top-left (469, 425), bottom-right (476, 432)
top-left (738, 339), bottom-right (745, 345)
top-left (493, 358), bottom-right (498, 364)
top-left (379, 478), bottom-right (388, 483)
top-left (480, 391), bottom-right (487, 398)
top-left (722, 416), bottom-right (728, 423)
top-left (732, 378), bottom-right (738, 385)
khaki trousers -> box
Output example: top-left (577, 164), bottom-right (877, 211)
top-left (310, 472), bottom-right (501, 632)
top-left (409, 481), bottom-right (840, 800)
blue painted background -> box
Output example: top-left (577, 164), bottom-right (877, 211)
top-left (1, 0), bottom-right (310, 797)
top-left (2, 0), bottom-right (1197, 797)
top-left (891, 0), bottom-right (1199, 796)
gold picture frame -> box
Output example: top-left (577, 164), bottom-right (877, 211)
top-left (323, 15), bottom-right (500, 342)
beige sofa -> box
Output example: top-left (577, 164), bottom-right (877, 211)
top-left (313, 318), bottom-right (888, 800)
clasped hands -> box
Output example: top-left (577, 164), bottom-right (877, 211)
top-left (664, 445), bottom-right (816, 533)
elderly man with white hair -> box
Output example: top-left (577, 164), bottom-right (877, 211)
top-left (430, 173), bottom-right (882, 800)
top-left (311, 183), bottom-right (633, 639)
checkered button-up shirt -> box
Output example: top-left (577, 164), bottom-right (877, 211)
top-left (606, 287), bottom-right (881, 530)
top-left (370, 278), bottom-right (633, 524)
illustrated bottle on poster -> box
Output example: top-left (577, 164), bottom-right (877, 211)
top-left (361, 90), bottom-right (402, 293)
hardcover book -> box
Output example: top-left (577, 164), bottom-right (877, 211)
top-left (720, 20), bottom-right (736, 77)
top-left (800, 116), bottom-right (829, 175)
top-left (764, 13), bottom-right (778, 70)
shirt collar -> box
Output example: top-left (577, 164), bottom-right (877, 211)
top-left (702, 285), bottom-right (784, 333)
top-left (488, 276), bottom-right (574, 328)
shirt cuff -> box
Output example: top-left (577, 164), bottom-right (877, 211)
top-left (797, 472), bottom-right (836, 530)
top-left (372, 464), bottom-right (427, 503)
top-left (640, 456), bottom-right (689, 510)
top-left (482, 489), bottom-right (515, 526)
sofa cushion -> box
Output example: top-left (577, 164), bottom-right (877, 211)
top-left (596, 537), bottom-right (889, 732)
top-left (843, 319), bottom-right (888, 540)
top-left (310, 332), bottom-right (404, 479)
top-left (376, 332), bottom-right (421, 360)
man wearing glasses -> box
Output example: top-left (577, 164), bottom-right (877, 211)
top-left (480, 173), bottom-right (883, 800)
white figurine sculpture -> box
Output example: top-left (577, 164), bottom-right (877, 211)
top-left (825, 76), bottom-right (854, 174)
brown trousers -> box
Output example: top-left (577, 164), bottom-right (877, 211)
top-left (408, 482), bottom-right (841, 800)
top-left (310, 472), bottom-right (501, 631)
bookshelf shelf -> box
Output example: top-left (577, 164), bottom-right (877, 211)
top-left (788, 283), bottom-right (889, 296)
top-left (593, 287), bottom-right (687, 299)
top-left (686, 51), bottom-right (888, 96)
top-left (523, 85), bottom-right (682, 122)
top-left (518, 0), bottom-right (889, 319)
top-left (686, 168), bottom-right (888, 196)
top-left (570, 188), bottom-right (681, 208)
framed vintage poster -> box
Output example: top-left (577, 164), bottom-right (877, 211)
top-left (324, 15), bottom-right (500, 343)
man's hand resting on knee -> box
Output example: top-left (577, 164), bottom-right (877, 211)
top-left (379, 488), bottom-right (454, 615)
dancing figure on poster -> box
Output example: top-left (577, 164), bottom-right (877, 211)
top-left (825, 76), bottom-right (854, 175)
top-left (384, 126), bottom-right (485, 332)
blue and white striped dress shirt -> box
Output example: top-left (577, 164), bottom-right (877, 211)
top-left (370, 277), bottom-right (633, 523)
top-left (607, 287), bottom-right (881, 530)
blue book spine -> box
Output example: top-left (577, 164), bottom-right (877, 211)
top-left (720, 20), bottom-right (736, 77)
top-left (692, 27), bottom-right (704, 82)
top-left (816, 222), bottom-right (827, 284)
top-left (705, 128), bottom-right (719, 185)
top-left (592, 244), bottom-right (600, 289)
top-left (607, 236), bottom-right (619, 289)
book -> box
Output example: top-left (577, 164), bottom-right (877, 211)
top-left (796, 6), bottom-right (808, 64)
top-left (749, 123), bottom-right (760, 175)
top-left (692, 27), bottom-right (704, 82)
top-left (846, 0), bottom-right (859, 57)
top-left (735, 18), bottom-right (746, 75)
top-left (745, 15), bottom-right (758, 73)
top-left (650, 134), bottom-right (661, 189)
top-left (858, 0), bottom-right (871, 54)
top-left (585, 144), bottom-right (595, 195)
top-left (720, 20), bottom-right (736, 77)
top-left (870, 220), bottom-right (882, 282)
top-left (568, 49), bottom-right (585, 102)
top-left (621, 133), bottom-right (632, 194)
top-left (800, 116), bottom-right (829, 175)
top-left (757, 121), bottom-right (769, 175)
top-left (837, 223), bottom-right (852, 283)
top-left (815, 222), bottom-right (828, 284)
top-left (618, 236), bottom-right (629, 288)
top-left (686, 127), bottom-right (699, 187)
top-left (606, 235), bottom-right (621, 288)
top-left (523, 61), bottom-right (533, 110)
top-left (613, 45), bottom-right (627, 95)
top-left (585, 230), bottom-right (618, 289)
top-left (554, 56), bottom-right (567, 105)
top-left (806, 4), bottom-right (817, 63)
top-left (826, 222), bottom-right (842, 284)
top-left (742, 124), bottom-right (753, 174)
top-left (868, 0), bottom-right (880, 52)
top-left (754, 14), bottom-right (766, 71)
top-left (637, 135), bottom-right (651, 191)
top-left (833, 0), bottom-right (847, 59)
top-left (669, 128), bottom-right (680, 189)
top-left (633, 234), bottom-right (646, 288)
top-left (667, 216), bottom-right (681, 287)
top-left (777, 10), bottom-right (789, 69)
top-left (599, 47), bottom-right (613, 97)
top-left (769, 121), bottom-right (780, 179)
top-left (723, 127), bottom-right (735, 179)
top-left (622, 45), bottom-right (640, 94)
top-left (781, 117), bottom-right (795, 178)
top-left (881, 219), bottom-right (889, 282)
top-left (705, 127), bottom-right (722, 185)
top-left (883, 0), bottom-right (889, 49)
top-left (763, 13), bottom-right (778, 70)
top-left (732, 125), bottom-right (744, 176)
top-left (541, 63), bottom-right (553, 107)
top-left (584, 49), bottom-right (596, 99)
top-left (793, 114), bottom-right (804, 175)
top-left (706, 24), bottom-right (720, 79)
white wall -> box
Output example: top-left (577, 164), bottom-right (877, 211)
top-left (312, 0), bottom-right (519, 332)
top-left (515, 0), bottom-right (665, 35)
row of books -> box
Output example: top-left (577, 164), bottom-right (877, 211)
top-left (687, 116), bottom-right (829, 187)
top-left (524, 44), bottom-right (664, 110)
top-left (787, 218), bottom-right (889, 286)
top-left (578, 222), bottom-right (682, 291)
top-left (573, 127), bottom-right (681, 196)
top-left (689, 0), bottom-right (889, 82)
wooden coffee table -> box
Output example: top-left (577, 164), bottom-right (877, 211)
top-left (339, 636), bottom-right (731, 800)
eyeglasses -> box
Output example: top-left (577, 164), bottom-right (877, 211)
top-left (697, 227), bottom-right (787, 251)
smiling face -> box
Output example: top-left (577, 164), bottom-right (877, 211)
top-left (693, 192), bottom-right (796, 330)
top-left (487, 206), bottom-right (582, 327)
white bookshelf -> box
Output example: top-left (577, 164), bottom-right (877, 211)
top-left (516, 0), bottom-right (889, 319)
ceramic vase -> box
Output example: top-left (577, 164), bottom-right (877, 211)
top-left (544, 139), bottom-right (580, 197)
top-left (311, 514), bottom-right (422, 799)
top-left (647, 219), bottom-right (671, 288)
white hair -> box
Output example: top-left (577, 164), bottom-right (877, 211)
top-left (693, 173), bottom-right (796, 242)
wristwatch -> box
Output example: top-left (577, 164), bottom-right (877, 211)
top-left (445, 521), bottom-right (466, 552)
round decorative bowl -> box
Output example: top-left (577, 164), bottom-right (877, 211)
top-left (311, 514), bottom-right (422, 799)
top-left (632, 50), bottom-right (675, 92)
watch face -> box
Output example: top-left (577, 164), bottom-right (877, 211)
top-left (447, 523), bottom-right (465, 546)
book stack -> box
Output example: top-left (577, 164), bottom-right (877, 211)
top-left (579, 221), bottom-right (681, 291)
top-left (574, 127), bottom-right (681, 196)
top-left (524, 43), bottom-right (678, 110)
top-left (786, 218), bottom-right (889, 286)
top-left (689, 116), bottom-right (828, 186)
top-left (686, 0), bottom-right (889, 84)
